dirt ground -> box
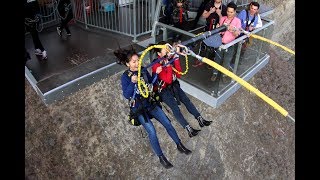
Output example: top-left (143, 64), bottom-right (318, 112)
top-left (25, 0), bottom-right (295, 179)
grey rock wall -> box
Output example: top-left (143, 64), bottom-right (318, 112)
top-left (25, 0), bottom-right (295, 179)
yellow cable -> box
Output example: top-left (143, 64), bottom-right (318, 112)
top-left (137, 40), bottom-right (291, 119)
top-left (138, 45), bottom-right (167, 98)
top-left (250, 34), bottom-right (295, 55)
top-left (195, 32), bottom-right (204, 37)
top-left (172, 54), bottom-right (189, 75)
top-left (202, 57), bottom-right (289, 117)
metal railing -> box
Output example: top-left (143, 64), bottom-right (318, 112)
top-left (35, 0), bottom-right (263, 39)
top-left (151, 16), bottom-right (274, 97)
top-left (72, 0), bottom-right (157, 42)
top-left (37, 0), bottom-right (62, 28)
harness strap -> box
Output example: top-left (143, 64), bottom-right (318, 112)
top-left (245, 10), bottom-right (255, 29)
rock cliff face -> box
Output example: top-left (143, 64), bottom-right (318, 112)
top-left (25, 0), bottom-right (295, 179)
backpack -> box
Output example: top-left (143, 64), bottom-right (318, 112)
top-left (203, 33), bottom-right (222, 48)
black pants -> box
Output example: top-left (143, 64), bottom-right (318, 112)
top-left (59, 12), bottom-right (73, 34)
top-left (25, 24), bottom-right (44, 51)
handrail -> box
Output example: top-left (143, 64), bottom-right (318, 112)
top-left (152, 21), bottom-right (197, 38)
top-left (220, 19), bottom-right (274, 49)
top-left (151, 18), bottom-right (274, 51)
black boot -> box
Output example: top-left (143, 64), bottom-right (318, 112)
top-left (159, 155), bottom-right (173, 169)
top-left (177, 142), bottom-right (192, 155)
top-left (185, 125), bottom-right (201, 138)
top-left (197, 116), bottom-right (212, 127)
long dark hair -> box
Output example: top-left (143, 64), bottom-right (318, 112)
top-left (113, 45), bottom-right (137, 65)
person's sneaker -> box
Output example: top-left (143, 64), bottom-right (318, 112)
top-left (57, 27), bottom-right (62, 36)
top-left (42, 50), bottom-right (47, 60)
top-left (66, 32), bottom-right (71, 36)
top-left (34, 49), bottom-right (42, 56)
top-left (210, 73), bottom-right (218, 81)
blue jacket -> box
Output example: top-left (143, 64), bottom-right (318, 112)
top-left (237, 9), bottom-right (258, 30)
top-left (121, 68), bottom-right (158, 112)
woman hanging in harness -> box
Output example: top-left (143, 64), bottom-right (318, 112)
top-left (114, 47), bottom-right (192, 169)
top-left (150, 41), bottom-right (212, 138)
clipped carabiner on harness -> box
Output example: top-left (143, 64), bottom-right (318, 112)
top-left (147, 84), bottom-right (153, 93)
top-left (165, 43), bottom-right (175, 56)
top-left (176, 44), bottom-right (190, 56)
top-left (129, 99), bottom-right (136, 107)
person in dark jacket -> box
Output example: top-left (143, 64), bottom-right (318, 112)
top-left (171, 0), bottom-right (189, 29)
top-left (24, 0), bottom-right (47, 60)
top-left (151, 41), bottom-right (212, 138)
top-left (202, 0), bottom-right (227, 31)
top-left (57, 0), bottom-right (74, 36)
top-left (171, 0), bottom-right (190, 42)
top-left (192, 0), bottom-right (211, 29)
top-left (114, 47), bottom-right (192, 169)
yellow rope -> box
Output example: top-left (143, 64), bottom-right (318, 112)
top-left (195, 32), bottom-right (204, 37)
top-left (202, 57), bottom-right (289, 117)
top-left (136, 39), bottom-right (292, 120)
top-left (172, 54), bottom-right (189, 75)
top-left (250, 34), bottom-right (295, 55)
top-left (137, 44), bottom-right (189, 97)
top-left (137, 45), bottom-right (167, 98)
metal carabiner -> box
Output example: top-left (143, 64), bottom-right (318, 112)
top-left (178, 44), bottom-right (191, 55)
top-left (129, 99), bottom-right (136, 107)
top-left (165, 43), bottom-right (175, 56)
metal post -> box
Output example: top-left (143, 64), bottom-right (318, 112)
top-left (162, 28), bottom-right (168, 41)
top-left (256, 28), bottom-right (266, 63)
top-left (151, 0), bottom-right (156, 23)
top-left (233, 40), bottom-right (243, 75)
top-left (82, 0), bottom-right (88, 29)
top-left (133, 0), bottom-right (138, 42)
top-left (151, 0), bottom-right (163, 37)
